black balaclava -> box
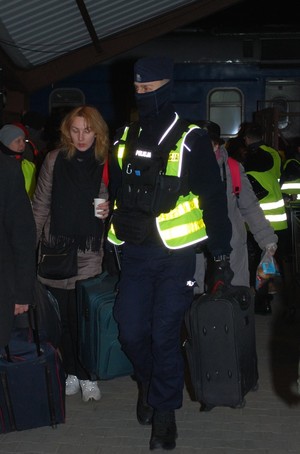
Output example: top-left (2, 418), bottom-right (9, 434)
top-left (135, 81), bottom-right (172, 119)
top-left (134, 56), bottom-right (174, 122)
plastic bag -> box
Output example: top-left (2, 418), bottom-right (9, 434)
top-left (255, 250), bottom-right (280, 292)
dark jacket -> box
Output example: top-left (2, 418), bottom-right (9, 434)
top-left (0, 152), bottom-right (36, 347)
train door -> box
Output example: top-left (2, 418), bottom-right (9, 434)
top-left (256, 79), bottom-right (300, 148)
top-left (254, 108), bottom-right (278, 149)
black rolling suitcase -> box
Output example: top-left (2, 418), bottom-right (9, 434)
top-left (0, 308), bottom-right (65, 433)
top-left (184, 286), bottom-right (258, 410)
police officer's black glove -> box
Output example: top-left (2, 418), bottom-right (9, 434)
top-left (209, 255), bottom-right (234, 294)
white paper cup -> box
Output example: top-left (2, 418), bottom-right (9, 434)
top-left (94, 198), bottom-right (106, 218)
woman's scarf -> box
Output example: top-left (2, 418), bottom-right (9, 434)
top-left (50, 147), bottom-right (104, 252)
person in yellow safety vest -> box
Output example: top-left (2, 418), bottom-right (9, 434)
top-left (107, 56), bottom-right (233, 451)
top-left (280, 137), bottom-right (300, 202)
top-left (0, 124), bottom-right (36, 199)
top-left (239, 122), bottom-right (288, 315)
top-left (192, 124), bottom-right (278, 298)
top-left (281, 158), bottom-right (300, 199)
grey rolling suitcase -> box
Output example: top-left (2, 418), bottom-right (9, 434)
top-left (184, 286), bottom-right (259, 410)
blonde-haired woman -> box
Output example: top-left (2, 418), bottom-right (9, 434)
top-left (32, 105), bottom-right (110, 402)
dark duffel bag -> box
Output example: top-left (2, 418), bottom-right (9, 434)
top-left (0, 308), bottom-right (66, 433)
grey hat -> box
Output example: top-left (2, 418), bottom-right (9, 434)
top-left (0, 124), bottom-right (25, 147)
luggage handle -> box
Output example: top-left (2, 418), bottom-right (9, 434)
top-left (30, 304), bottom-right (42, 355)
top-left (4, 305), bottom-right (42, 361)
top-left (4, 345), bottom-right (11, 362)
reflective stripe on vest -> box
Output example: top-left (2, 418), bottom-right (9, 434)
top-left (156, 194), bottom-right (207, 249)
top-left (281, 182), bottom-right (300, 193)
top-left (107, 221), bottom-right (124, 246)
top-left (281, 159), bottom-right (300, 195)
top-left (246, 169), bottom-right (287, 231)
top-left (108, 116), bottom-right (207, 248)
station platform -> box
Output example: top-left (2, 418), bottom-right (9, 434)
top-left (1, 294), bottom-right (300, 454)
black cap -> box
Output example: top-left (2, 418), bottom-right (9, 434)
top-left (134, 56), bottom-right (174, 83)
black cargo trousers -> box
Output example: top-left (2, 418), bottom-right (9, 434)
top-left (113, 242), bottom-right (196, 410)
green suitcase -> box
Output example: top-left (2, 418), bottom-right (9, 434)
top-left (76, 271), bottom-right (133, 380)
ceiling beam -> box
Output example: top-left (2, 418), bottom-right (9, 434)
top-left (75, 0), bottom-right (102, 53)
top-left (2, 0), bottom-right (244, 93)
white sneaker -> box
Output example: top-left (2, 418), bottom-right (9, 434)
top-left (79, 380), bottom-right (101, 402)
top-left (65, 375), bottom-right (80, 395)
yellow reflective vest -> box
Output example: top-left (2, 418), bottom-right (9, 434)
top-left (21, 159), bottom-right (36, 200)
top-left (260, 144), bottom-right (282, 181)
top-left (246, 164), bottom-right (287, 231)
top-left (108, 116), bottom-right (208, 249)
top-left (280, 158), bottom-right (300, 196)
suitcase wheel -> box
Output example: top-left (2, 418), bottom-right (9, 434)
top-left (199, 402), bottom-right (214, 412)
top-left (231, 398), bottom-right (246, 409)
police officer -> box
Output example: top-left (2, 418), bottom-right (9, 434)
top-left (108, 56), bottom-right (233, 451)
top-left (280, 137), bottom-right (300, 201)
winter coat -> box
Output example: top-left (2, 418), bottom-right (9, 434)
top-left (0, 153), bottom-right (36, 347)
top-left (219, 145), bottom-right (278, 286)
top-left (32, 149), bottom-right (108, 290)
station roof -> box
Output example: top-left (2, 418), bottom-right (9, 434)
top-left (0, 0), bottom-right (298, 94)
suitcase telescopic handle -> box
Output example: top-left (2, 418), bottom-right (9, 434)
top-left (113, 244), bottom-right (121, 271)
top-left (30, 304), bottom-right (42, 356)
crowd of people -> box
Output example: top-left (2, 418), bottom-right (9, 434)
top-left (1, 55), bottom-right (299, 451)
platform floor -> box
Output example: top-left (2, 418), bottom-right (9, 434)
top-left (1, 294), bottom-right (300, 454)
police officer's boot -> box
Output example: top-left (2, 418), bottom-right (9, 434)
top-left (136, 381), bottom-right (153, 425)
top-left (149, 409), bottom-right (177, 451)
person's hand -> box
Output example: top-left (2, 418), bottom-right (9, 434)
top-left (14, 304), bottom-right (29, 315)
top-left (209, 255), bottom-right (234, 294)
top-left (94, 199), bottom-right (110, 219)
top-left (265, 243), bottom-right (277, 256)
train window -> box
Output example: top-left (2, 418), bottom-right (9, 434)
top-left (49, 88), bottom-right (85, 114)
top-left (208, 88), bottom-right (243, 138)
